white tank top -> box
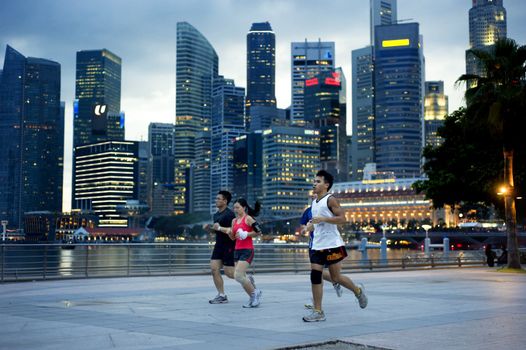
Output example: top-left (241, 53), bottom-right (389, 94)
top-left (311, 194), bottom-right (344, 250)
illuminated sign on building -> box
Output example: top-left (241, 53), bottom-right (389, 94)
top-left (94, 104), bottom-right (107, 116)
top-left (381, 39), bottom-right (410, 48)
top-left (324, 71), bottom-right (341, 86)
top-left (305, 78), bottom-right (319, 87)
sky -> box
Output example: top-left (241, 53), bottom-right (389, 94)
top-left (1, 0), bottom-right (526, 211)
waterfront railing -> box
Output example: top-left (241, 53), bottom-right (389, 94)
top-left (0, 243), bottom-right (486, 282)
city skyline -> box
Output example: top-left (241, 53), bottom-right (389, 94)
top-left (2, 0), bottom-right (526, 211)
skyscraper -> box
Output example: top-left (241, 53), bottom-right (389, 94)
top-left (74, 49), bottom-right (123, 148)
top-left (246, 22), bottom-right (276, 123)
top-left (374, 23), bottom-right (424, 178)
top-left (262, 126), bottom-right (320, 218)
top-left (148, 123), bottom-right (176, 215)
top-left (74, 141), bottom-right (138, 227)
top-left (210, 77), bottom-right (245, 212)
top-left (137, 141), bottom-right (149, 206)
top-left (233, 132), bottom-right (263, 206)
top-left (175, 22), bottom-right (218, 214)
top-left (351, 46), bottom-right (375, 180)
top-left (290, 40), bottom-right (335, 124)
top-left (351, 0), bottom-right (397, 180)
top-left (424, 81), bottom-right (448, 148)
top-left (370, 0), bottom-right (398, 45)
top-left (466, 0), bottom-right (507, 78)
top-left (0, 46), bottom-right (63, 228)
top-left (304, 68), bottom-right (348, 181)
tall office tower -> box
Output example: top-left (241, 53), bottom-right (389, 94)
top-left (210, 77), bottom-right (245, 211)
top-left (233, 132), bottom-right (263, 205)
top-left (74, 141), bottom-right (138, 227)
top-left (304, 68), bottom-right (348, 181)
top-left (148, 123), bottom-right (175, 214)
top-left (424, 81), bottom-right (448, 148)
top-left (370, 0), bottom-right (398, 45)
top-left (466, 0), bottom-right (506, 78)
top-left (246, 22), bottom-right (276, 124)
top-left (191, 132), bottom-right (211, 213)
top-left (290, 40), bottom-right (335, 124)
top-left (374, 23), bottom-right (424, 178)
top-left (247, 105), bottom-right (278, 131)
top-left (350, 0), bottom-right (397, 181)
top-left (262, 126), bottom-right (320, 218)
top-left (175, 22), bottom-right (218, 214)
top-left (137, 141), bottom-right (149, 206)
top-left (0, 46), bottom-right (63, 229)
top-left (351, 46), bottom-right (375, 180)
top-left (74, 49), bottom-right (123, 148)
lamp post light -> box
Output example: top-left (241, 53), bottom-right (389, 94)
top-left (1, 220), bottom-right (7, 242)
top-left (422, 224), bottom-right (432, 255)
top-left (497, 182), bottom-right (521, 268)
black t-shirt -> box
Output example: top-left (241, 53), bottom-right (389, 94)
top-left (213, 208), bottom-right (236, 247)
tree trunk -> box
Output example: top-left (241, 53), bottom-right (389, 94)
top-left (503, 149), bottom-right (522, 269)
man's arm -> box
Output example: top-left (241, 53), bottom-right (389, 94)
top-left (311, 196), bottom-right (347, 225)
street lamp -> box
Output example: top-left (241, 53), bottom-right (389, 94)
top-left (1, 220), bottom-right (7, 242)
top-left (422, 224), bottom-right (432, 255)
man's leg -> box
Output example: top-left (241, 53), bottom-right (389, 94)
top-left (210, 259), bottom-right (225, 294)
top-left (223, 265), bottom-right (235, 279)
top-left (311, 263), bottom-right (324, 311)
top-left (328, 261), bottom-right (360, 295)
top-left (322, 270), bottom-right (332, 283)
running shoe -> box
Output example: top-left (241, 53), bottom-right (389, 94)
top-left (356, 284), bottom-right (368, 309)
top-left (251, 289), bottom-right (262, 307)
top-left (242, 289), bottom-right (262, 308)
top-left (209, 294), bottom-right (228, 304)
top-left (333, 283), bottom-right (342, 297)
top-left (303, 309), bottom-right (326, 322)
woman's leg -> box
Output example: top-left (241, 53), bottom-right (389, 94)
top-left (234, 261), bottom-right (255, 295)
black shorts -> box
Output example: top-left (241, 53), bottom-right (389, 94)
top-left (309, 246), bottom-right (347, 266)
top-left (234, 249), bottom-right (254, 264)
top-left (211, 243), bottom-right (235, 267)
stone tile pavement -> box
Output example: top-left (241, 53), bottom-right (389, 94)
top-left (0, 268), bottom-right (525, 350)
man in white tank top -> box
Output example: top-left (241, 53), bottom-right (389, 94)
top-left (303, 170), bottom-right (368, 322)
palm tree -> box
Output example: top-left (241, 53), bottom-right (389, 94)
top-left (457, 38), bottom-right (526, 269)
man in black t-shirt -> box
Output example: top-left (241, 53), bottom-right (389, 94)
top-left (203, 190), bottom-right (236, 304)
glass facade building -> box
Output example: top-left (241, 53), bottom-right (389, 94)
top-left (374, 23), bottom-right (424, 178)
top-left (74, 141), bottom-right (139, 227)
top-left (291, 40), bottom-right (335, 124)
top-left (304, 68), bottom-right (348, 181)
top-left (148, 123), bottom-right (175, 214)
top-left (370, 0), bottom-right (398, 45)
top-left (262, 126), bottom-right (320, 218)
top-left (210, 77), bottom-right (246, 212)
top-left (351, 46), bottom-right (375, 180)
top-left (0, 46), bottom-right (63, 228)
top-left (466, 0), bottom-right (507, 79)
top-left (233, 132), bottom-right (263, 206)
top-left (350, 0), bottom-right (397, 181)
top-left (246, 21), bottom-right (276, 125)
top-left (175, 22), bottom-right (218, 214)
top-left (74, 49), bottom-right (123, 148)
top-left (424, 81), bottom-right (448, 148)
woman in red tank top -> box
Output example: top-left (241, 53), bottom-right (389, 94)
top-left (215, 198), bottom-right (263, 308)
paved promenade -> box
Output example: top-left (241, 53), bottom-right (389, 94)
top-left (1, 268), bottom-right (525, 350)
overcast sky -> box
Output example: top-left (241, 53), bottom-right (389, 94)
top-left (1, 0), bottom-right (526, 210)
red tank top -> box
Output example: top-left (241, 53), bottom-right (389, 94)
top-left (232, 216), bottom-right (254, 250)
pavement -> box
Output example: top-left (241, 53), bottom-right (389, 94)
top-left (0, 268), bottom-right (525, 350)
